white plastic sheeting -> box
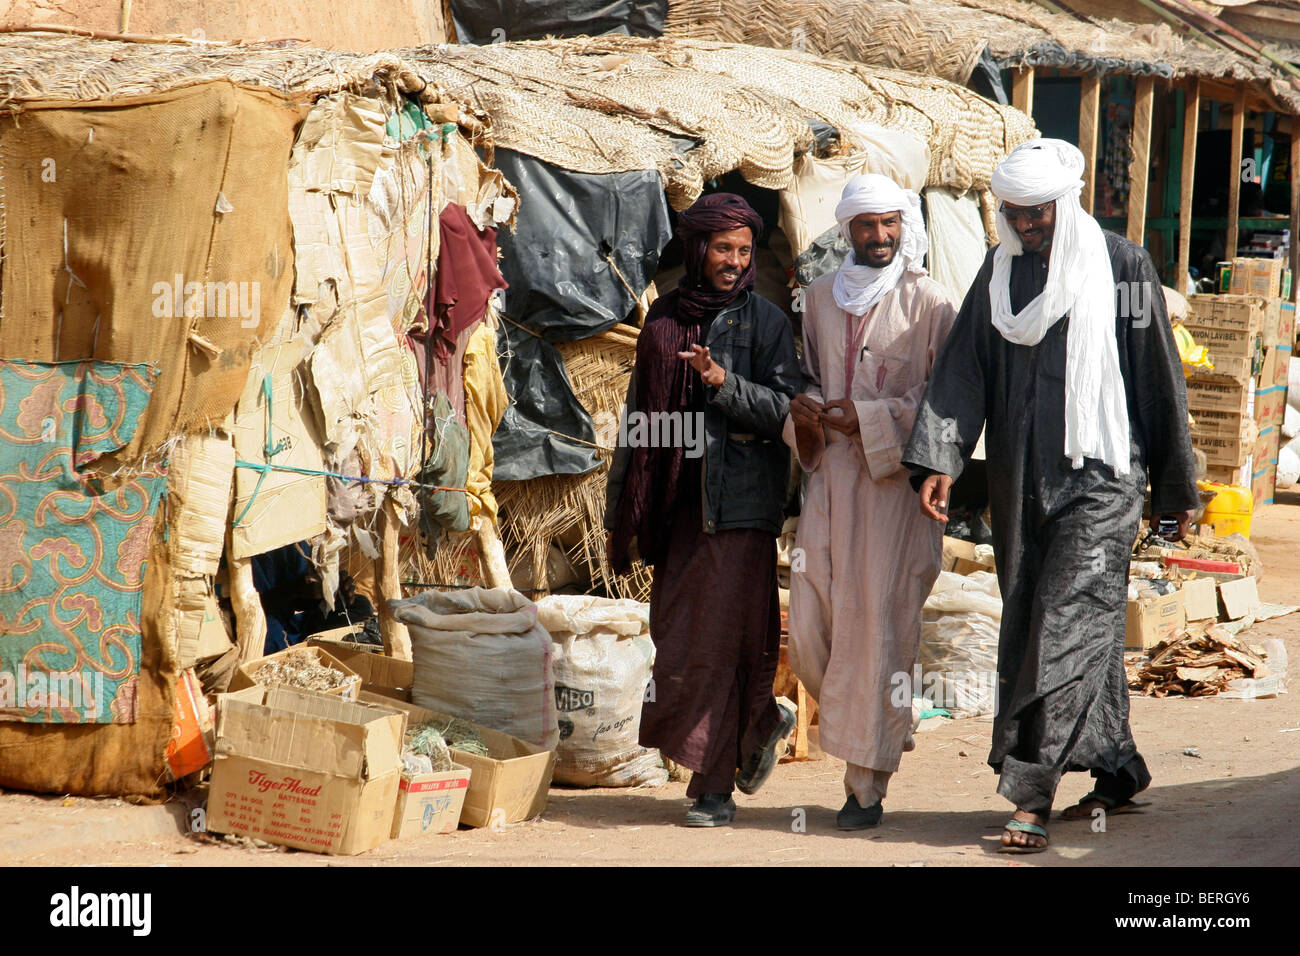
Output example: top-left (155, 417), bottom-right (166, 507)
top-left (924, 186), bottom-right (987, 311)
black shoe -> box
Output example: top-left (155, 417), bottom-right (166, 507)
top-left (735, 702), bottom-right (797, 795)
top-left (684, 793), bottom-right (737, 828)
top-left (836, 794), bottom-right (883, 830)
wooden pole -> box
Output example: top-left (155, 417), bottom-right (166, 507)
top-left (1011, 68), bottom-right (1035, 117)
top-left (1127, 77), bottom-right (1155, 245)
top-left (227, 545), bottom-right (267, 665)
top-left (1177, 81), bottom-right (1200, 291)
top-left (1227, 87), bottom-right (1246, 261)
top-left (1291, 126), bottom-right (1299, 303)
top-left (1079, 74), bottom-right (1102, 214)
top-left (377, 498), bottom-right (412, 661)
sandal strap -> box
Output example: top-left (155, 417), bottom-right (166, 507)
top-left (1004, 820), bottom-right (1048, 837)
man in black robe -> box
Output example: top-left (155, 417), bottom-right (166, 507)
top-left (902, 139), bottom-right (1199, 852)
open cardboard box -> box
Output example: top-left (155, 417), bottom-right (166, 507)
top-left (392, 762), bottom-right (472, 839)
top-left (308, 642), bottom-right (414, 702)
top-left (228, 644), bottom-right (361, 700)
top-left (207, 685), bottom-right (405, 855)
top-left (1126, 591), bottom-right (1185, 650)
top-left (359, 691), bottom-right (555, 828)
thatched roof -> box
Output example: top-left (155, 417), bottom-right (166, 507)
top-left (403, 36), bottom-right (1036, 207)
top-left (0, 32), bottom-right (1037, 209)
top-left (665, 0), bottom-right (1300, 112)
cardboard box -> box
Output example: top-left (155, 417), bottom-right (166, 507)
top-left (392, 763), bottom-right (472, 839)
top-left (207, 686), bottom-right (404, 855)
top-left (1181, 323), bottom-right (1258, 360)
top-left (1189, 409), bottom-right (1255, 440)
top-left (1192, 432), bottom-right (1252, 468)
top-left (166, 668), bottom-right (214, 781)
top-left (1187, 378), bottom-right (1251, 415)
top-left (1229, 258), bottom-right (1284, 298)
top-left (1125, 591), bottom-right (1186, 650)
top-left (305, 642), bottom-right (414, 702)
top-left (1279, 302), bottom-right (1295, 344)
top-left (1178, 577), bottom-right (1218, 622)
top-left (305, 625), bottom-right (383, 655)
top-left (941, 536), bottom-right (995, 575)
top-left (1187, 294), bottom-right (1264, 333)
top-left (1262, 298), bottom-right (1282, 348)
top-left (358, 692), bottom-right (556, 828)
top-left (1254, 387), bottom-right (1286, 428)
top-left (228, 645), bottom-right (361, 700)
top-left (1205, 463), bottom-right (1249, 486)
top-left (1218, 575), bottom-right (1262, 621)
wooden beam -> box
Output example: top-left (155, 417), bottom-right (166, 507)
top-left (377, 498), bottom-right (412, 661)
top-left (1178, 81), bottom-right (1200, 291)
top-left (1127, 76), bottom-right (1155, 246)
top-left (1226, 87), bottom-right (1246, 261)
top-left (1079, 73), bottom-right (1102, 214)
top-left (1291, 127), bottom-right (1299, 303)
top-left (1011, 68), bottom-right (1034, 116)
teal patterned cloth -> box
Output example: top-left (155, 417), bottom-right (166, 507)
top-left (0, 360), bottom-right (164, 724)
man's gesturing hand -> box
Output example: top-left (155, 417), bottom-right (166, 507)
top-left (790, 393), bottom-right (822, 427)
top-left (819, 397), bottom-right (860, 437)
top-left (678, 344), bottom-right (726, 387)
top-left (919, 474), bottom-right (953, 522)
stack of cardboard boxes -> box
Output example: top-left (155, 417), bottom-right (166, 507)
top-left (1186, 257), bottom-right (1294, 507)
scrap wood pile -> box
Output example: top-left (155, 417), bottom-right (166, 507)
top-left (1127, 626), bottom-right (1272, 698)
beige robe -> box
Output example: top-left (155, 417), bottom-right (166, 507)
top-left (784, 270), bottom-right (956, 772)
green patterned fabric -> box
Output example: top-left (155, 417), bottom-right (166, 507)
top-left (0, 361), bottom-right (164, 724)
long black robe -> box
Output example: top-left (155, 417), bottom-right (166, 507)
top-left (902, 232), bottom-right (1199, 811)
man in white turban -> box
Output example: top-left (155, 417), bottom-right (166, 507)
top-left (784, 173), bottom-right (957, 829)
top-left (903, 139), bottom-right (1199, 852)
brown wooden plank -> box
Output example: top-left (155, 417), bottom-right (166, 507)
top-left (1227, 87), bottom-right (1246, 260)
top-left (1079, 73), bottom-right (1101, 213)
top-left (1011, 67), bottom-right (1034, 116)
top-left (1291, 124), bottom-right (1299, 303)
top-left (377, 500), bottom-right (412, 661)
top-left (1127, 76), bottom-right (1155, 245)
top-left (1178, 81), bottom-right (1200, 291)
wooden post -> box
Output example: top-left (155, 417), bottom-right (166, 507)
top-left (1079, 74), bottom-right (1102, 213)
top-left (1227, 87), bottom-right (1246, 260)
top-left (1127, 76), bottom-right (1155, 245)
top-left (1290, 123), bottom-right (1299, 302)
top-left (377, 498), bottom-right (413, 661)
top-left (1178, 81), bottom-right (1200, 291)
top-left (1011, 67), bottom-right (1034, 116)
top-left (227, 546), bottom-right (267, 665)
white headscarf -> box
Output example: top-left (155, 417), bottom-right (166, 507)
top-left (832, 173), bottom-right (928, 316)
top-left (990, 139), bottom-right (1131, 476)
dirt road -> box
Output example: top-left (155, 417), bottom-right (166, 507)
top-left (3, 496), bottom-right (1298, 867)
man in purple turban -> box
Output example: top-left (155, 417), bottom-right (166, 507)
top-left (606, 193), bottom-right (803, 827)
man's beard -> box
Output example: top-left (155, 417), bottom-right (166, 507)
top-left (854, 240), bottom-right (899, 268)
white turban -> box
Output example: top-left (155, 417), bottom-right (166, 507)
top-left (989, 138), bottom-right (1131, 476)
top-left (832, 173), bottom-right (928, 316)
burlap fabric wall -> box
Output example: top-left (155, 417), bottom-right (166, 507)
top-left (0, 80), bottom-right (305, 466)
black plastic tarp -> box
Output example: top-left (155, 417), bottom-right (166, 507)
top-left (491, 149), bottom-right (673, 480)
top-left (449, 0), bottom-right (666, 43)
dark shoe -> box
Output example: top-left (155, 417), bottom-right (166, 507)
top-left (735, 702), bottom-right (797, 795)
top-left (836, 794), bottom-right (883, 830)
top-left (684, 793), bottom-right (736, 828)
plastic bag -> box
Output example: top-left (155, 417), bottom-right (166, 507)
top-left (919, 571), bottom-right (1002, 718)
top-left (390, 587), bottom-right (558, 751)
top-left (536, 595), bottom-right (667, 787)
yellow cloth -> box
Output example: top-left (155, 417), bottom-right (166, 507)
top-left (463, 321), bottom-right (508, 523)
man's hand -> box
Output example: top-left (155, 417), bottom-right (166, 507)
top-left (819, 397), bottom-right (860, 437)
top-left (790, 393), bottom-right (822, 427)
top-left (678, 344), bottom-right (726, 388)
top-left (919, 474), bottom-right (953, 522)
top-left (1158, 509), bottom-right (1196, 541)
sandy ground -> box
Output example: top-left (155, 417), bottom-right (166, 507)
top-left (2, 495), bottom-right (1298, 868)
